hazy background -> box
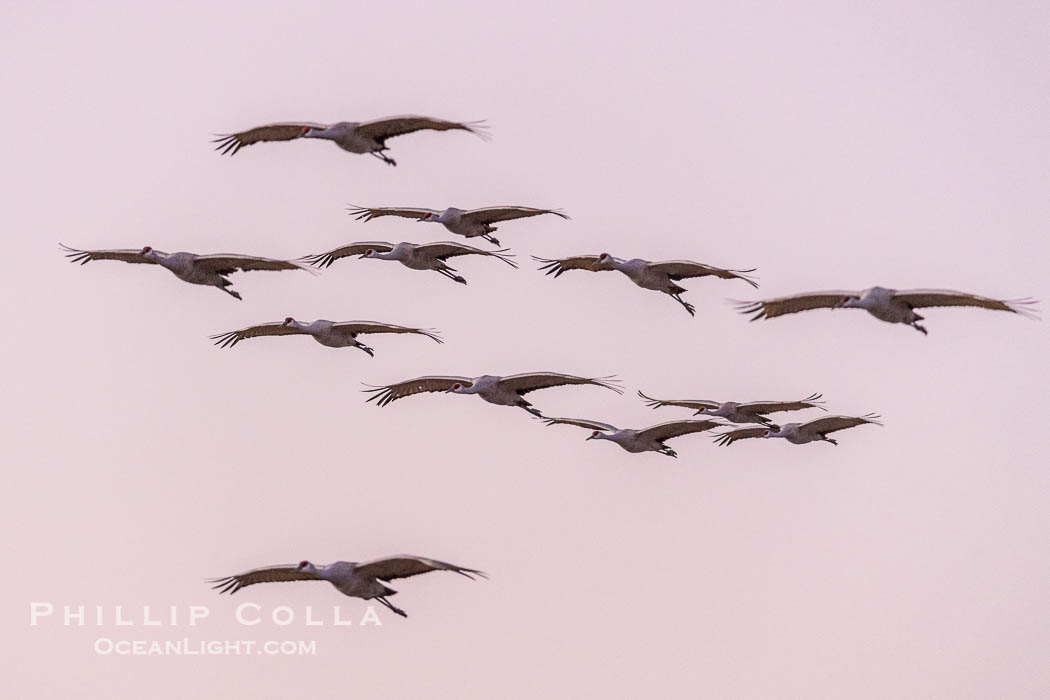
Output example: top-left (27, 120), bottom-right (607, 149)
top-left (3, 1), bottom-right (1048, 697)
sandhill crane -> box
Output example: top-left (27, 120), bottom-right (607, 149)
top-left (714, 414), bottom-right (882, 446)
top-left (736, 287), bottom-right (1039, 334)
top-left (213, 116), bottom-right (488, 166)
top-left (347, 205), bottom-right (569, 246)
top-left (60, 244), bottom-right (308, 300)
top-left (209, 555), bottom-right (485, 618)
top-left (534, 253), bottom-right (758, 316)
top-left (543, 416), bottom-right (726, 458)
top-left (300, 241), bottom-right (516, 284)
top-left (638, 390), bottom-right (825, 427)
top-left (364, 372), bottom-right (622, 417)
top-left (210, 318), bottom-right (442, 357)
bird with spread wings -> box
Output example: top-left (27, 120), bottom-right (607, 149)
top-left (210, 555), bottom-right (485, 618)
top-left (347, 205), bottom-right (568, 246)
top-left (364, 372), bottom-right (622, 417)
top-left (210, 318), bottom-right (442, 357)
top-left (543, 416), bottom-right (727, 458)
top-left (213, 116), bottom-right (488, 165)
top-left (61, 244), bottom-right (309, 300)
top-left (713, 414), bottom-right (882, 446)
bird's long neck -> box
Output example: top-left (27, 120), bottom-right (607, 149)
top-left (145, 250), bottom-right (171, 267)
top-left (301, 563), bottom-right (329, 579)
top-left (304, 126), bottom-right (336, 141)
top-left (288, 320), bottom-right (318, 335)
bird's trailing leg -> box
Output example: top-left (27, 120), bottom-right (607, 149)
top-left (356, 343), bottom-right (375, 358)
top-left (670, 293), bottom-right (695, 316)
top-left (909, 312), bottom-right (928, 335)
top-left (658, 444), bottom-right (678, 458)
top-left (374, 596), bottom-right (407, 618)
top-left (370, 150), bottom-right (397, 167)
top-left (217, 278), bottom-right (242, 300)
top-left (518, 402), bottom-right (544, 418)
top-left (822, 436), bottom-right (838, 446)
top-left (481, 225), bottom-right (502, 247)
top-left (435, 268), bottom-right (468, 285)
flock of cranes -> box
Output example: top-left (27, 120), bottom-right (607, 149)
top-left (62, 112), bottom-right (1039, 617)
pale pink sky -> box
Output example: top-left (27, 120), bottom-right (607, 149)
top-left (3, 1), bottom-right (1049, 697)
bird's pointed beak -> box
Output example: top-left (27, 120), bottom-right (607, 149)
top-left (585, 434), bottom-right (596, 440)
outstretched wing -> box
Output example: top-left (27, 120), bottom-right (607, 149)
top-left (533, 255), bottom-right (608, 277)
top-left (635, 419), bottom-right (724, 443)
top-left (734, 291), bottom-right (859, 321)
top-left (298, 242), bottom-right (395, 269)
top-left (331, 322), bottom-right (443, 344)
top-left (647, 260), bottom-right (758, 288)
top-left (637, 390), bottom-right (719, 412)
top-left (355, 555), bottom-right (486, 582)
top-left (354, 116), bottom-right (489, 142)
top-left (892, 289), bottom-right (1039, 317)
top-left (415, 242), bottom-right (517, 267)
top-left (208, 565), bottom-right (321, 594)
top-left (210, 322), bottom-right (304, 349)
top-left (739, 393), bottom-right (826, 415)
top-left (499, 372), bottom-right (623, 396)
top-left (363, 375), bottom-right (472, 407)
top-left (60, 244), bottom-right (159, 266)
top-left (346, 205), bottom-right (439, 222)
top-left (801, 414), bottom-right (882, 435)
top-left (713, 426), bottom-right (769, 446)
top-left (461, 207), bottom-right (569, 225)
top-left (194, 254), bottom-right (307, 274)
top-left (542, 416), bottom-right (619, 432)
top-left (212, 122), bottom-right (327, 156)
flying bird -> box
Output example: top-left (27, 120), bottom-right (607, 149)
top-left (364, 372), bottom-right (623, 417)
top-left (535, 253), bottom-right (758, 316)
top-left (735, 286), bottom-right (1039, 334)
top-left (543, 416), bottom-right (726, 458)
top-left (209, 555), bottom-right (485, 618)
top-left (212, 116), bottom-right (488, 166)
top-left (210, 318), bottom-right (442, 357)
top-left (638, 390), bottom-right (825, 426)
top-left (61, 244), bottom-right (308, 300)
top-left (714, 414), bottom-right (882, 446)
top-left (347, 205), bottom-right (569, 246)
top-left (301, 241), bottom-right (516, 284)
